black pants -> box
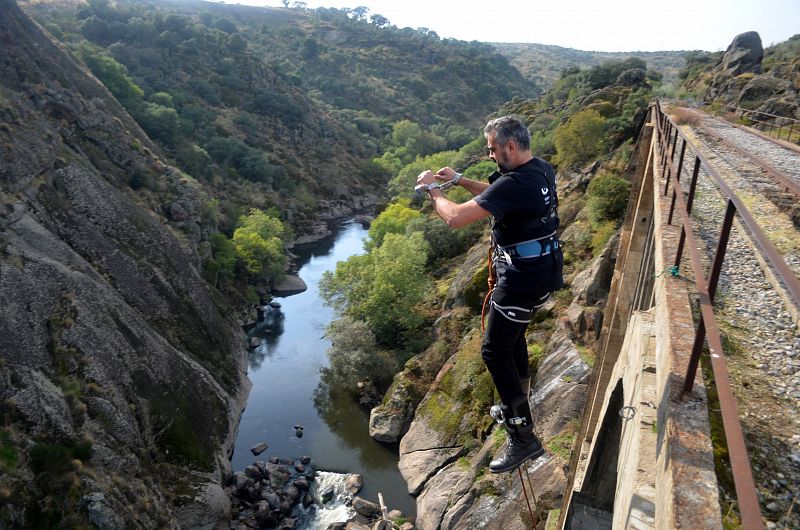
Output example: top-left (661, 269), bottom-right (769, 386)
top-left (481, 289), bottom-right (550, 406)
top-left (480, 251), bottom-right (561, 407)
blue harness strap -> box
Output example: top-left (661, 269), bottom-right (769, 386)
top-left (500, 231), bottom-right (558, 259)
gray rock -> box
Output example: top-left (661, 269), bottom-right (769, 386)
top-left (721, 31), bottom-right (764, 76)
top-left (345, 473), bottom-right (363, 496)
top-left (351, 496), bottom-right (381, 518)
top-left (277, 517), bottom-right (297, 530)
top-left (272, 274), bottom-right (308, 296)
top-left (369, 404), bottom-right (406, 443)
top-left (83, 492), bottom-right (125, 529)
top-left (267, 464), bottom-right (292, 489)
top-left (250, 442), bottom-right (268, 456)
top-left (244, 465), bottom-right (262, 480)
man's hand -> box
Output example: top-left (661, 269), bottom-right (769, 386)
top-left (416, 170), bottom-right (436, 186)
top-left (436, 167), bottom-right (457, 182)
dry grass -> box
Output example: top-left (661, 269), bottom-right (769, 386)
top-left (670, 107), bottom-right (701, 126)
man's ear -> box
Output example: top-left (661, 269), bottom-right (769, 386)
top-left (506, 140), bottom-right (517, 154)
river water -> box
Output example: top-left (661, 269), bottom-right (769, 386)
top-left (231, 220), bottom-right (415, 521)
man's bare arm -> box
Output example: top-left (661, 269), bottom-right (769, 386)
top-left (436, 166), bottom-right (489, 196)
top-left (427, 193), bottom-right (491, 228)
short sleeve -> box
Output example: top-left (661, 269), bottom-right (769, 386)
top-left (474, 175), bottom-right (523, 221)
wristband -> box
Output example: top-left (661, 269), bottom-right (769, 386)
top-left (452, 172), bottom-right (462, 186)
top-left (424, 182), bottom-right (441, 192)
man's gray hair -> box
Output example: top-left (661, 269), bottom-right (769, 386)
top-left (484, 116), bottom-right (530, 151)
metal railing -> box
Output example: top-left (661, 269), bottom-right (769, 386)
top-left (723, 103), bottom-right (800, 146)
top-left (654, 98), bottom-right (800, 530)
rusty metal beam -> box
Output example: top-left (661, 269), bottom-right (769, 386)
top-left (654, 102), bottom-right (766, 530)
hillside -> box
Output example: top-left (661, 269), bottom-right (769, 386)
top-left (0, 0), bottom-right (247, 526)
top-left (494, 42), bottom-right (686, 90)
top-left (22, 0), bottom-right (539, 237)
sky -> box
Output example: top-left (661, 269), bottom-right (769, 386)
top-left (223, 0), bottom-right (799, 52)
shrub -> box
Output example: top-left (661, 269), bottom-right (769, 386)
top-left (591, 220), bottom-right (618, 257)
top-left (553, 109), bottom-right (607, 169)
top-left (366, 200), bottom-right (421, 250)
top-left (586, 171), bottom-right (630, 224)
top-left (670, 107), bottom-right (700, 126)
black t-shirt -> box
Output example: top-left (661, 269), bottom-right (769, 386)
top-left (474, 157), bottom-right (558, 247)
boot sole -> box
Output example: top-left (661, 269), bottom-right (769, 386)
top-left (489, 446), bottom-right (545, 474)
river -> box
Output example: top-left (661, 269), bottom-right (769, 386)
top-left (231, 219), bottom-right (416, 522)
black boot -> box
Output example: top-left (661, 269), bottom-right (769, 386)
top-left (489, 396), bottom-right (544, 474)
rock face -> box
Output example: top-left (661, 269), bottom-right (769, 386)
top-left (695, 32), bottom-right (800, 120)
top-left (0, 1), bottom-right (248, 527)
top-left (397, 329), bottom-right (590, 529)
top-left (720, 31), bottom-right (764, 77)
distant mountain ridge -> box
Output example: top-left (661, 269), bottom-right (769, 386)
top-left (493, 42), bottom-right (687, 90)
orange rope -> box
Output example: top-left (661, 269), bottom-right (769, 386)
top-left (517, 467), bottom-right (537, 528)
top-left (481, 246), bottom-right (496, 332)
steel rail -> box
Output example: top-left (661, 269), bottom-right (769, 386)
top-left (654, 100), bottom-right (766, 530)
top-left (661, 108), bottom-right (800, 309)
top-left (723, 103), bottom-right (800, 147)
top-left (695, 121), bottom-right (800, 199)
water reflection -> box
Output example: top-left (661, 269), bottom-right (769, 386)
top-left (312, 379), bottom-right (400, 471)
top-left (231, 220), bottom-right (415, 515)
top-left (245, 304), bottom-right (286, 369)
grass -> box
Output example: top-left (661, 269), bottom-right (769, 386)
top-left (546, 432), bottom-right (576, 460)
top-left (670, 107), bottom-right (701, 126)
top-left (577, 345), bottom-right (595, 368)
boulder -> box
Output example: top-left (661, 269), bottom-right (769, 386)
top-left (272, 274), bottom-right (307, 296)
top-left (351, 496), bottom-right (381, 518)
top-left (368, 404), bottom-right (407, 443)
top-left (738, 76), bottom-right (792, 107)
top-left (345, 474), bottom-right (363, 495)
top-left (250, 442), bottom-right (268, 456)
top-left (399, 418), bottom-right (466, 495)
top-left (276, 517), bottom-right (297, 530)
top-left (721, 31), bottom-right (763, 76)
top-left (570, 230), bottom-right (619, 305)
top-left (267, 464), bottom-right (292, 489)
top-left (615, 68), bottom-right (649, 88)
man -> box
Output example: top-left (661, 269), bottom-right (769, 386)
top-left (415, 115), bottom-right (563, 473)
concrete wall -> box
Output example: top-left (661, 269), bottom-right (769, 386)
top-left (560, 111), bottom-right (723, 530)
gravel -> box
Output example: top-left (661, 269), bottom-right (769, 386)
top-left (670, 113), bottom-right (800, 529)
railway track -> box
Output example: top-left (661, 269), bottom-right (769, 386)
top-left (660, 104), bottom-right (800, 530)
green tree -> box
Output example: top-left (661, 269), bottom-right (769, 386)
top-left (320, 232), bottom-right (430, 343)
top-left (136, 103), bottom-right (180, 146)
top-left (204, 232), bottom-right (236, 287)
top-left (553, 109), bottom-right (607, 169)
top-left (321, 316), bottom-right (395, 400)
top-left (81, 52), bottom-right (144, 103)
top-left (232, 209), bottom-right (287, 280)
top-left (366, 199), bottom-right (421, 250)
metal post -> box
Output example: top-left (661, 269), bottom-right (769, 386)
top-left (667, 141), bottom-right (687, 225)
top-left (683, 318), bottom-right (706, 393)
top-left (707, 200), bottom-right (737, 303)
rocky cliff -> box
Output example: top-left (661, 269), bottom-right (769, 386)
top-left (685, 31), bottom-right (800, 119)
top-left (385, 226), bottom-right (624, 529)
top-left (0, 0), bottom-right (248, 527)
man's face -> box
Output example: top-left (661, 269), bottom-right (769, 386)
top-left (487, 133), bottom-right (512, 172)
